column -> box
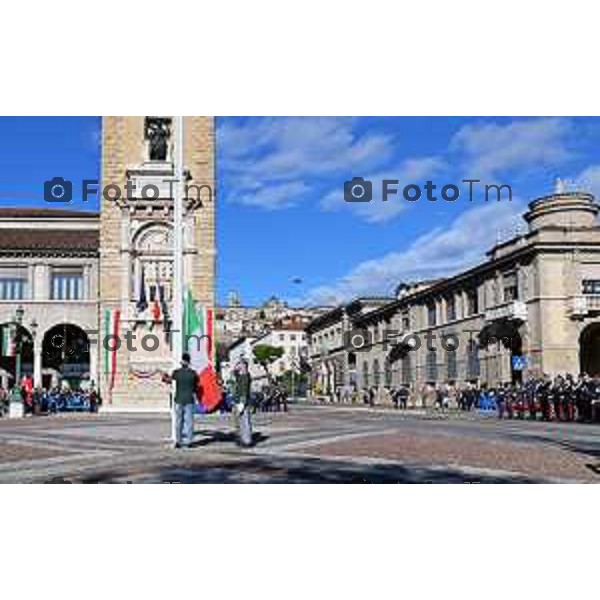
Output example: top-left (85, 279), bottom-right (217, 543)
top-left (27, 264), bottom-right (35, 300)
top-left (33, 339), bottom-right (42, 388)
top-left (83, 264), bottom-right (90, 300)
top-left (89, 339), bottom-right (98, 386)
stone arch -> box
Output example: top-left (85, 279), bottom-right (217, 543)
top-left (133, 221), bottom-right (174, 254)
top-left (580, 322), bottom-right (600, 377)
top-left (132, 222), bottom-right (174, 304)
top-left (0, 322), bottom-right (34, 388)
top-left (41, 323), bottom-right (91, 390)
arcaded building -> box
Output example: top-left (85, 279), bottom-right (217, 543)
top-left (307, 190), bottom-right (600, 402)
top-left (0, 117), bottom-right (216, 411)
top-left (0, 208), bottom-right (99, 390)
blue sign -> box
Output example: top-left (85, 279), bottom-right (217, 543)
top-left (511, 355), bottom-right (528, 370)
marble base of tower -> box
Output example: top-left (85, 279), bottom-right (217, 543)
top-left (100, 320), bottom-right (174, 412)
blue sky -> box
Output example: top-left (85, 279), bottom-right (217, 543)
top-left (1, 116), bottom-right (600, 306)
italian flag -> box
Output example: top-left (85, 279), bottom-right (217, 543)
top-left (104, 308), bottom-right (121, 396)
top-left (183, 288), bottom-right (221, 412)
top-left (1, 326), bottom-right (14, 357)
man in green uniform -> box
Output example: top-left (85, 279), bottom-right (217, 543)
top-left (165, 353), bottom-right (199, 448)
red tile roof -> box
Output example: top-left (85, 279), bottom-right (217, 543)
top-left (0, 207), bottom-right (98, 219)
top-left (0, 229), bottom-right (99, 252)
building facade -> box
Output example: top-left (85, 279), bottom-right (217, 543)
top-left (215, 294), bottom-right (329, 348)
top-left (306, 297), bottom-right (392, 397)
top-left (222, 319), bottom-right (308, 391)
top-left (0, 116), bottom-right (216, 411)
top-left (307, 191), bottom-right (600, 404)
top-left (0, 208), bottom-right (99, 390)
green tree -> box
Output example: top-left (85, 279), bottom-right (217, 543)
top-left (252, 344), bottom-right (284, 377)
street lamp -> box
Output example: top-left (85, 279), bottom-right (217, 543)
top-left (14, 305), bottom-right (24, 389)
top-left (8, 307), bottom-right (37, 418)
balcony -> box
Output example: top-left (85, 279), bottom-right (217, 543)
top-left (569, 295), bottom-right (600, 318)
top-left (485, 300), bottom-right (527, 323)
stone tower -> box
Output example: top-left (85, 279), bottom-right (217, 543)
top-left (100, 117), bottom-right (215, 410)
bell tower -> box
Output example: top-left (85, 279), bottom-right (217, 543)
top-left (99, 116), bottom-right (215, 410)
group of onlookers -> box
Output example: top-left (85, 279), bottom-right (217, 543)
top-left (0, 384), bottom-right (100, 417)
top-left (476, 374), bottom-right (600, 422)
top-left (321, 373), bottom-right (600, 423)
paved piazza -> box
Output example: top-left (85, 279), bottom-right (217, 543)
top-left (1, 405), bottom-right (600, 483)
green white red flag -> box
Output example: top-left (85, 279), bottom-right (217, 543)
top-left (104, 308), bottom-right (120, 395)
top-left (1, 326), bottom-right (14, 357)
top-left (183, 288), bottom-right (221, 411)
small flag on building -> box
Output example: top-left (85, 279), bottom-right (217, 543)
top-left (1, 326), bottom-right (14, 357)
top-left (104, 308), bottom-right (121, 393)
top-left (136, 268), bottom-right (148, 313)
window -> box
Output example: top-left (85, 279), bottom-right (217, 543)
top-left (446, 296), bottom-right (456, 322)
top-left (583, 280), bottom-right (600, 294)
top-left (51, 270), bottom-right (84, 300)
top-left (385, 361), bottom-right (393, 387)
top-left (363, 361), bottom-right (369, 387)
top-left (290, 334), bottom-right (296, 341)
top-left (466, 289), bottom-right (479, 315)
top-left (401, 353), bottom-right (413, 384)
top-left (279, 334), bottom-right (285, 341)
top-left (373, 359), bottom-right (381, 386)
top-left (467, 339), bottom-right (480, 379)
top-left (426, 350), bottom-right (438, 382)
top-left (0, 278), bottom-right (26, 300)
top-left (401, 311), bottom-right (410, 331)
top-left (447, 349), bottom-right (457, 380)
top-left (503, 271), bottom-right (518, 302)
top-left (427, 302), bottom-right (437, 327)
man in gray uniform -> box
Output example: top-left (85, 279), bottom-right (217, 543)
top-left (233, 359), bottom-right (253, 447)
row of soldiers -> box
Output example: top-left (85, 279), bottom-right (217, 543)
top-left (474, 374), bottom-right (600, 422)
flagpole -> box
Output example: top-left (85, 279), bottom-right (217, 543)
top-left (171, 116), bottom-right (184, 442)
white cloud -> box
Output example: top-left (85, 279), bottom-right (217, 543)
top-left (575, 164), bottom-right (600, 198)
top-left (234, 181), bottom-right (310, 210)
top-left (219, 117), bottom-right (395, 210)
top-left (304, 199), bottom-right (525, 304)
top-left (320, 156), bottom-right (446, 223)
top-left (452, 117), bottom-right (572, 180)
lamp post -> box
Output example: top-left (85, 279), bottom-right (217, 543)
top-left (8, 307), bottom-right (37, 419)
top-left (9, 305), bottom-right (25, 417)
top-left (14, 305), bottom-right (24, 387)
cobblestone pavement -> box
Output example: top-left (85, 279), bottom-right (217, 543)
top-left (1, 405), bottom-right (600, 483)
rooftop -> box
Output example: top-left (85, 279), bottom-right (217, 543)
top-left (0, 228), bottom-right (99, 252)
top-left (0, 207), bottom-right (99, 219)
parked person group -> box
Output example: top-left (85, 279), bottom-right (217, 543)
top-left (317, 374), bottom-right (600, 424)
top-left (253, 382), bottom-right (288, 413)
top-left (0, 381), bottom-right (101, 417)
top-left (476, 374), bottom-right (600, 422)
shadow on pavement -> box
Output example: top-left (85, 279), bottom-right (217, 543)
top-left (190, 430), bottom-right (269, 448)
top-left (149, 454), bottom-right (544, 484)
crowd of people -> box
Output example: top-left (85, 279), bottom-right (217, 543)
top-left (464, 374), bottom-right (600, 422)
top-left (324, 373), bottom-right (600, 423)
top-left (0, 381), bottom-right (100, 417)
